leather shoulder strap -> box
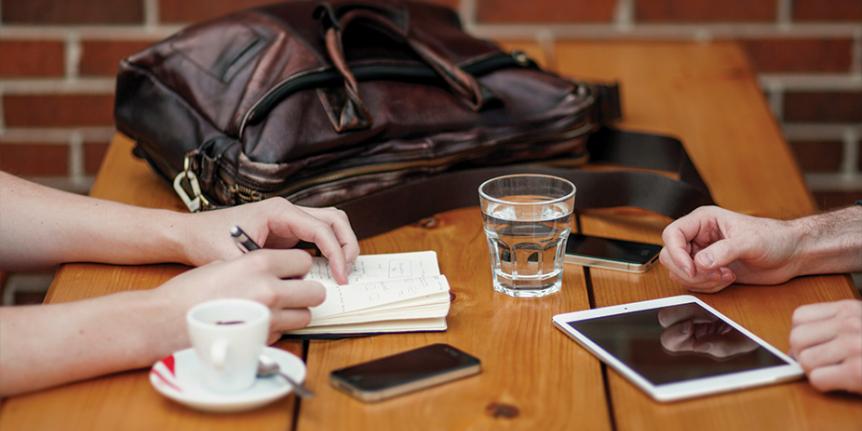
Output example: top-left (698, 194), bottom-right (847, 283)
top-left (337, 127), bottom-right (714, 239)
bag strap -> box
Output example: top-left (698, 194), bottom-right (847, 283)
top-left (337, 127), bottom-right (714, 239)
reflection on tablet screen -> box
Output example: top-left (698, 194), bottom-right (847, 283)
top-left (567, 303), bottom-right (789, 385)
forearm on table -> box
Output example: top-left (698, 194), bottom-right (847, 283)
top-left (0, 290), bottom-right (183, 396)
top-left (790, 205), bottom-right (862, 276)
top-left (0, 172), bottom-right (193, 270)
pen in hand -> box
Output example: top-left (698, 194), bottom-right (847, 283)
top-left (230, 225), bottom-right (260, 254)
top-left (230, 225), bottom-right (343, 282)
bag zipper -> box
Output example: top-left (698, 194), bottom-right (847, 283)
top-left (237, 51), bottom-right (533, 137)
top-left (224, 118), bottom-right (595, 204)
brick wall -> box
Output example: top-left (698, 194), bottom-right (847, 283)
top-left (0, 0), bottom-right (860, 207)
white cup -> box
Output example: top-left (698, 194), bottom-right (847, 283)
top-left (186, 299), bottom-right (270, 394)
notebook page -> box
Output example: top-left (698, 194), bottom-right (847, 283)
top-left (305, 251), bottom-right (440, 286)
top-left (310, 275), bottom-right (450, 319)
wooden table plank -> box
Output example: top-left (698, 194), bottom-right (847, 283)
top-left (296, 209), bottom-right (611, 430)
top-left (294, 40), bottom-right (610, 431)
top-left (0, 136), bottom-right (303, 431)
top-left (555, 41), bottom-right (862, 430)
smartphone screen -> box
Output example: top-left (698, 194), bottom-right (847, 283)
top-left (565, 234), bottom-right (662, 265)
top-left (330, 344), bottom-right (480, 400)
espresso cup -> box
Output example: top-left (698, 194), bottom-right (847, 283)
top-left (186, 299), bottom-right (270, 394)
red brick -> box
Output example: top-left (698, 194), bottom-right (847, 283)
top-left (84, 141), bottom-right (110, 175)
top-left (739, 38), bottom-right (853, 73)
top-left (1, 0), bottom-right (143, 24)
top-left (794, 0), bottom-right (862, 21)
top-left (3, 94), bottom-right (115, 127)
top-left (0, 143), bottom-right (69, 176)
top-left (159, 0), bottom-right (461, 23)
top-left (80, 40), bottom-right (158, 77)
top-left (783, 91), bottom-right (862, 123)
top-left (476, 0), bottom-right (615, 23)
top-left (636, 0), bottom-right (776, 22)
top-left (0, 40), bottom-right (65, 77)
top-left (158, 0), bottom-right (276, 23)
top-left (788, 140), bottom-right (844, 173)
top-left (814, 191), bottom-right (862, 211)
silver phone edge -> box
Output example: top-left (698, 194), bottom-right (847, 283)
top-left (564, 253), bottom-right (659, 273)
top-left (330, 364), bottom-right (482, 403)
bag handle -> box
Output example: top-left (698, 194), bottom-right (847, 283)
top-left (315, 3), bottom-right (488, 132)
top-left (334, 128), bottom-right (714, 239)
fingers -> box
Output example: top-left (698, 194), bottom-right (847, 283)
top-left (271, 280), bottom-right (326, 309)
top-left (790, 301), bottom-right (862, 357)
top-left (665, 262), bottom-right (735, 293)
top-left (792, 300), bottom-right (855, 326)
top-left (807, 357), bottom-right (862, 393)
top-left (789, 318), bottom-right (842, 357)
top-left (238, 249), bottom-right (313, 279)
top-left (270, 308), bottom-right (313, 332)
top-left (660, 207), bottom-right (737, 291)
top-left (661, 218), bottom-right (699, 278)
top-left (298, 206), bottom-right (360, 271)
top-left (797, 334), bottom-right (862, 372)
top-left (267, 202), bottom-right (351, 284)
top-left (693, 238), bottom-right (747, 271)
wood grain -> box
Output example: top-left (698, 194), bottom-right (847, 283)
top-left (2, 40), bottom-right (859, 431)
top-left (0, 137), bottom-right (302, 431)
top-left (296, 209), bottom-right (610, 431)
top-left (555, 41), bottom-right (862, 430)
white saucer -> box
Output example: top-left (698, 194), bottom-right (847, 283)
top-left (149, 346), bottom-right (307, 413)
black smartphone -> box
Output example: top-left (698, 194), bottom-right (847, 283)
top-left (330, 343), bottom-right (481, 402)
top-left (565, 234), bottom-right (662, 273)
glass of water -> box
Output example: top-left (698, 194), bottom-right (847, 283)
top-left (479, 174), bottom-right (575, 297)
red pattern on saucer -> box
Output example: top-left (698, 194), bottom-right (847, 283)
top-left (150, 354), bottom-right (183, 393)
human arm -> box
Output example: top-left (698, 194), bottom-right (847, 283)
top-left (659, 205), bottom-right (862, 293)
top-left (0, 249), bottom-right (323, 396)
top-left (0, 171), bottom-right (358, 283)
top-left (789, 300), bottom-right (862, 394)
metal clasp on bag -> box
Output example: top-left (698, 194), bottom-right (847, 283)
top-left (173, 155), bottom-right (212, 212)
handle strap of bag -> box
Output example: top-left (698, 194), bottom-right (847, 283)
top-left (335, 127), bottom-right (714, 239)
top-left (315, 3), bottom-right (489, 132)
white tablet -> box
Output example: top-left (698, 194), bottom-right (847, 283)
top-left (553, 295), bottom-right (803, 402)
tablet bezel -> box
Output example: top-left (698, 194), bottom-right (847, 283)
top-left (552, 295), bottom-right (803, 402)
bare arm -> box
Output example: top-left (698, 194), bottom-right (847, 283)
top-left (660, 205), bottom-right (862, 293)
top-left (791, 205), bottom-right (862, 277)
top-left (0, 171), bottom-right (187, 270)
top-left (0, 250), bottom-right (324, 396)
top-left (0, 171), bottom-right (358, 282)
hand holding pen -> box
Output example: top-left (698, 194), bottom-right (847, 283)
top-left (231, 220), bottom-right (354, 284)
top-left (182, 199), bottom-right (357, 284)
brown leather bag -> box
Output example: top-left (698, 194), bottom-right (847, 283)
top-left (115, 0), bottom-right (712, 238)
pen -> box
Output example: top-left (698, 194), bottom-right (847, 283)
top-left (230, 225), bottom-right (260, 253)
top-left (230, 225), bottom-right (320, 255)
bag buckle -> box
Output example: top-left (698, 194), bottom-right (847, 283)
top-left (173, 155), bottom-right (211, 212)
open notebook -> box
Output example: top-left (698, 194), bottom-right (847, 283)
top-left (286, 251), bottom-right (451, 335)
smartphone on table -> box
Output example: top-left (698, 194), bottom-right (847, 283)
top-left (565, 234), bottom-right (662, 273)
top-left (330, 343), bottom-right (481, 402)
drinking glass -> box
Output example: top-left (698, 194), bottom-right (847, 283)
top-left (479, 174), bottom-right (575, 297)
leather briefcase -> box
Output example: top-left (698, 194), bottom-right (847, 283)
top-left (115, 0), bottom-right (713, 238)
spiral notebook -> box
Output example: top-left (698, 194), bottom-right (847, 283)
top-left (286, 251), bottom-right (451, 335)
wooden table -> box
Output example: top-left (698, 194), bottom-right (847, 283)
top-left (2, 41), bottom-right (860, 431)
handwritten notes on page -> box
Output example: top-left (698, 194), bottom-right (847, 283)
top-left (290, 251), bottom-right (450, 335)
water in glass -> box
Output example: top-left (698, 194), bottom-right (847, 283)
top-left (480, 175), bottom-right (574, 297)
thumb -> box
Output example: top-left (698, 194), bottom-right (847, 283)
top-left (694, 238), bottom-right (750, 270)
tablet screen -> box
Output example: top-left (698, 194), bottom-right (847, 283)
top-left (566, 302), bottom-right (790, 385)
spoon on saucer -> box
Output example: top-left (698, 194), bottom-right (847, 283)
top-left (257, 355), bottom-right (315, 398)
